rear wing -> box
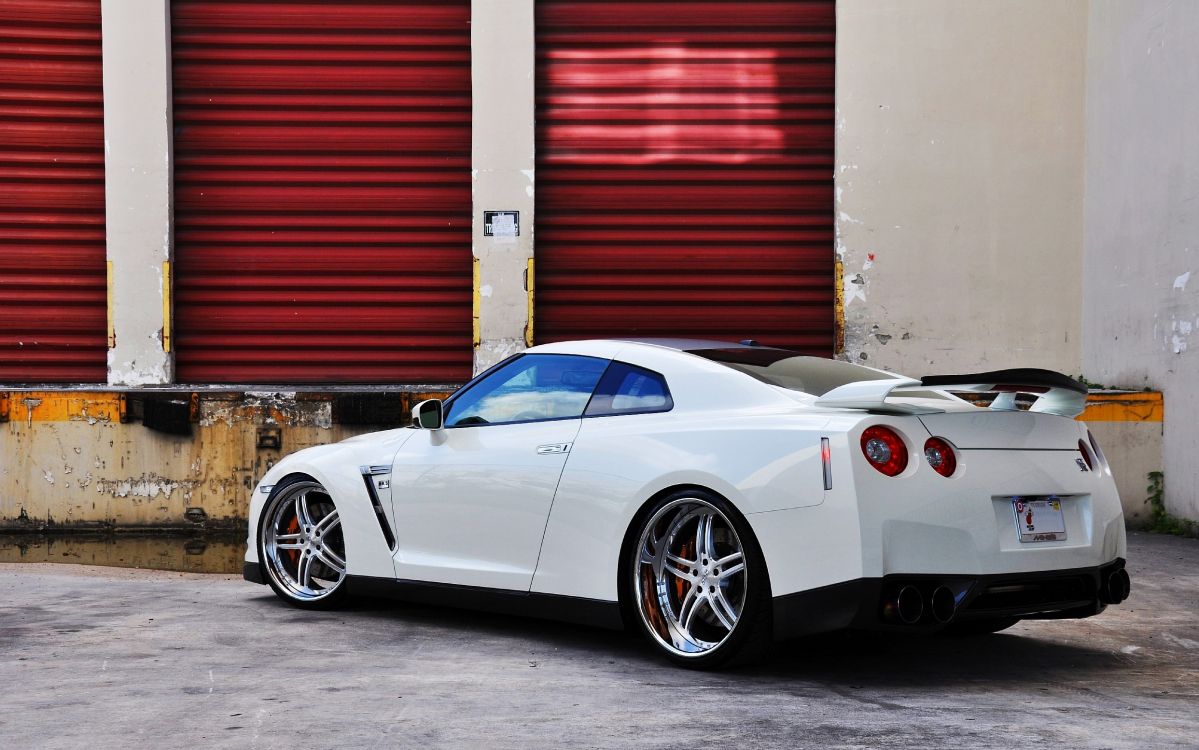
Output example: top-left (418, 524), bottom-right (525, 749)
top-left (815, 368), bottom-right (1088, 418)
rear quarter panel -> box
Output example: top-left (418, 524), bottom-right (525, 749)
top-left (530, 407), bottom-right (834, 601)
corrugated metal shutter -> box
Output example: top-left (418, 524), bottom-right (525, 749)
top-left (535, 1), bottom-right (836, 353)
top-left (0, 0), bottom-right (106, 383)
top-left (171, 1), bottom-right (472, 384)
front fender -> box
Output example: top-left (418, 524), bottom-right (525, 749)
top-left (245, 439), bottom-right (403, 580)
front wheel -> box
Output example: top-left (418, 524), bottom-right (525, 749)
top-left (628, 490), bottom-right (772, 668)
top-left (259, 476), bottom-right (349, 609)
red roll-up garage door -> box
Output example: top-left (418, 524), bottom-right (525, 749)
top-left (535, 1), bottom-right (836, 353)
top-left (171, 1), bottom-right (472, 384)
top-left (0, 0), bottom-right (106, 383)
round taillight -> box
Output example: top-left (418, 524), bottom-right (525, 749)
top-left (924, 437), bottom-right (957, 477)
top-left (1078, 439), bottom-right (1095, 471)
top-left (861, 426), bottom-right (908, 476)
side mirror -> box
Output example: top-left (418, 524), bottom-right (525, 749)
top-left (411, 399), bottom-right (444, 430)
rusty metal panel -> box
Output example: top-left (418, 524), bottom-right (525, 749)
top-left (170, 1), bottom-right (473, 384)
top-left (534, 1), bottom-right (836, 353)
top-left (2, 391), bottom-right (125, 424)
top-left (0, 0), bottom-right (107, 383)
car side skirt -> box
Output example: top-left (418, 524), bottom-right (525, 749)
top-left (773, 558), bottom-right (1127, 640)
top-left (344, 575), bottom-right (626, 631)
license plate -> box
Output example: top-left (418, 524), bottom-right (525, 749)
top-left (1011, 496), bottom-right (1067, 542)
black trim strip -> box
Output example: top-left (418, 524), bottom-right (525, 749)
top-left (360, 470), bottom-right (397, 550)
top-left (345, 576), bottom-right (625, 631)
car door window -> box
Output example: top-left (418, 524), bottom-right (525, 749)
top-left (585, 362), bottom-right (673, 417)
top-left (444, 354), bottom-right (609, 426)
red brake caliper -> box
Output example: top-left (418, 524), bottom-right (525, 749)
top-left (285, 514), bottom-right (300, 567)
top-left (675, 539), bottom-right (694, 601)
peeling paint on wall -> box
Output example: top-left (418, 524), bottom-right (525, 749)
top-left (107, 348), bottom-right (170, 387)
top-left (95, 474), bottom-right (191, 500)
top-left (0, 393), bottom-right (381, 530)
top-left (475, 337), bottom-right (525, 373)
top-left (199, 394), bottom-right (333, 429)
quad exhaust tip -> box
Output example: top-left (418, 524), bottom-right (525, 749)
top-left (884, 584), bottom-right (957, 626)
top-left (930, 585), bottom-right (957, 624)
top-left (895, 585), bottom-right (924, 625)
top-left (1104, 568), bottom-right (1131, 605)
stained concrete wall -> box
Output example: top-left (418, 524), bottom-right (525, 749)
top-left (1081, 392), bottom-right (1165, 526)
top-left (0, 393), bottom-right (440, 530)
top-left (835, 0), bottom-right (1088, 376)
top-left (1082, 1), bottom-right (1199, 521)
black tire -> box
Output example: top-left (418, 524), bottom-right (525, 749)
top-left (622, 487), bottom-right (773, 669)
top-left (258, 474), bottom-right (350, 610)
top-left (946, 617), bottom-right (1020, 635)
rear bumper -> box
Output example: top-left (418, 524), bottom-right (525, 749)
top-left (772, 557), bottom-right (1128, 640)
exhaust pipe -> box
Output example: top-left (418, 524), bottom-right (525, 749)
top-left (1103, 568), bottom-right (1131, 604)
top-left (930, 585), bottom-right (957, 624)
top-left (890, 585), bottom-right (923, 625)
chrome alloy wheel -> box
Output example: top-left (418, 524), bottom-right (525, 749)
top-left (262, 481), bottom-right (347, 602)
top-left (635, 498), bottom-right (748, 657)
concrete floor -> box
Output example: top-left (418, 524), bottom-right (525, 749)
top-left (0, 532), bottom-right (1196, 750)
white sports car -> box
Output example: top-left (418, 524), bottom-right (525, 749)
top-left (244, 339), bottom-right (1130, 668)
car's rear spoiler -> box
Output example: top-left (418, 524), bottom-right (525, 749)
top-left (815, 368), bottom-right (1088, 418)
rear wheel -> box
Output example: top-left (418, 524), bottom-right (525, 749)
top-left (259, 476), bottom-right (349, 609)
top-left (628, 490), bottom-right (772, 668)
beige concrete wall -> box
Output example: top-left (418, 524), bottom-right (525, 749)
top-left (1082, 0), bottom-right (1199, 521)
top-left (835, 0), bottom-right (1088, 377)
top-left (1086, 419), bottom-right (1160, 526)
top-left (472, 0), bottom-right (536, 374)
top-left (101, 0), bottom-right (174, 385)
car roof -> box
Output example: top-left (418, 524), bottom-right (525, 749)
top-left (528, 338), bottom-right (777, 358)
top-left (610, 337), bottom-right (768, 351)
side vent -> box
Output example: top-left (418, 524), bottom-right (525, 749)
top-left (359, 466), bottom-right (397, 550)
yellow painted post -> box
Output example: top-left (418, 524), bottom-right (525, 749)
top-left (472, 256), bottom-right (481, 348)
top-left (162, 260), bottom-right (172, 352)
top-left (106, 261), bottom-right (115, 348)
top-left (525, 257), bottom-right (535, 348)
top-left (833, 258), bottom-right (845, 355)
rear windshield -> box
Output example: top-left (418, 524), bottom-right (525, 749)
top-left (689, 347), bottom-right (900, 397)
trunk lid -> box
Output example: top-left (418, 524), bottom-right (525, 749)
top-left (917, 410), bottom-right (1082, 450)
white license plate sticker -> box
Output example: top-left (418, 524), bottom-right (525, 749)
top-left (1012, 497), bottom-right (1067, 543)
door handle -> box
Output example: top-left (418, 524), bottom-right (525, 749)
top-left (536, 443), bottom-right (571, 455)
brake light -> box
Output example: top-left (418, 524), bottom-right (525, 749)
top-left (861, 426), bottom-right (908, 476)
top-left (1078, 439), bottom-right (1095, 471)
top-left (923, 437), bottom-right (957, 477)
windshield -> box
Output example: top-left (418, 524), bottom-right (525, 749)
top-left (688, 347), bottom-right (901, 397)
